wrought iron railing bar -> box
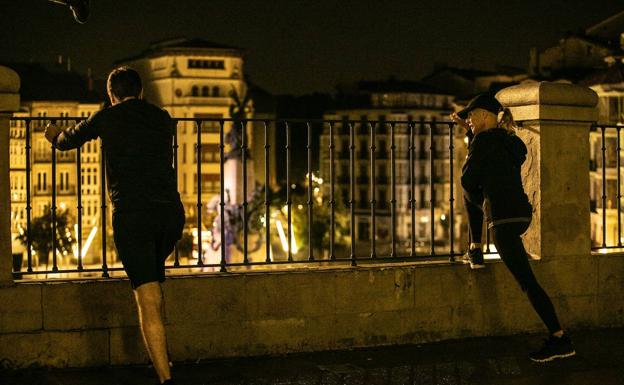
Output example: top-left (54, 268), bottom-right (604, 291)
top-left (173, 121), bottom-right (180, 267)
top-left (429, 122), bottom-right (435, 256)
top-left (390, 122), bottom-right (397, 258)
top-left (286, 121), bottom-right (293, 262)
top-left (409, 121), bottom-right (416, 258)
top-left (601, 126), bottom-right (607, 248)
top-left (264, 120), bottom-right (271, 263)
top-left (196, 120), bottom-right (204, 266)
top-left (100, 141), bottom-right (109, 278)
top-left (448, 122), bottom-right (456, 261)
top-left (618, 126), bottom-right (622, 247)
top-left (241, 120), bottom-right (249, 265)
top-left (75, 118), bottom-right (85, 271)
top-left (329, 122), bottom-right (336, 260)
top-left (219, 120), bottom-right (227, 272)
top-left (50, 119), bottom-right (59, 273)
top-left (349, 121), bottom-right (356, 266)
top-left (370, 120), bottom-right (377, 259)
top-left (307, 122), bottom-right (314, 261)
top-left (25, 120), bottom-right (33, 272)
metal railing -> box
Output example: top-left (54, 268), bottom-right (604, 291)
top-left (590, 123), bottom-right (624, 250)
top-left (8, 117), bottom-right (475, 280)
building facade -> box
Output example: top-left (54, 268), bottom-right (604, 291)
top-left (118, 38), bottom-right (257, 231)
top-left (320, 81), bottom-right (464, 256)
top-left (7, 62), bottom-right (104, 267)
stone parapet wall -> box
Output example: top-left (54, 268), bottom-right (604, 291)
top-left (0, 255), bottom-right (622, 368)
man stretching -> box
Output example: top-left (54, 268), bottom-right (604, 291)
top-left (45, 66), bottom-right (183, 385)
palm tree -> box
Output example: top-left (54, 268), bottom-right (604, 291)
top-left (16, 207), bottom-right (75, 267)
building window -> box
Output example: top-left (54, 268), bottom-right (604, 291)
top-left (358, 221), bottom-right (370, 241)
top-left (188, 59), bottom-right (225, 70)
top-left (360, 189), bottom-right (368, 205)
top-left (192, 86), bottom-right (199, 97)
top-left (194, 173), bottom-right (220, 193)
top-left (201, 86), bottom-right (210, 97)
top-left (212, 86), bottom-right (220, 97)
top-left (194, 143), bottom-right (220, 163)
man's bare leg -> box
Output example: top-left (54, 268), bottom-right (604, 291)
top-left (134, 281), bottom-right (171, 383)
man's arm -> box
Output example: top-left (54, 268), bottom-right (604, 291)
top-left (45, 113), bottom-right (101, 151)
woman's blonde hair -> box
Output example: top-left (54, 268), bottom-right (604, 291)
top-left (497, 107), bottom-right (517, 134)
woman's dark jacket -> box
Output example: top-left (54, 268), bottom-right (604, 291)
top-left (461, 127), bottom-right (532, 238)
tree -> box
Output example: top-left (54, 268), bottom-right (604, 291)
top-left (289, 177), bottom-right (351, 258)
top-left (225, 84), bottom-right (253, 160)
top-left (16, 207), bottom-right (75, 266)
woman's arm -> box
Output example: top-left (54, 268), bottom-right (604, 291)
top-left (461, 136), bottom-right (488, 244)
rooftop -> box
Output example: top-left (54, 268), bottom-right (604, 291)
top-left (117, 37), bottom-right (243, 64)
top-left (1, 62), bottom-right (104, 104)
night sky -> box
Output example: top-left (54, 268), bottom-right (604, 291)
top-left (2, 1), bottom-right (623, 95)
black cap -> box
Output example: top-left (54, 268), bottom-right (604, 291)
top-left (457, 93), bottom-right (503, 119)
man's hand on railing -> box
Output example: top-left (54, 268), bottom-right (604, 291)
top-left (44, 123), bottom-right (63, 145)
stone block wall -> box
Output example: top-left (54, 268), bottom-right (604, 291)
top-left (1, 254), bottom-right (622, 368)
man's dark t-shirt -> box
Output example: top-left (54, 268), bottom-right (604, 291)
top-left (54, 99), bottom-right (181, 212)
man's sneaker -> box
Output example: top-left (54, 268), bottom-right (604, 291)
top-left (529, 335), bottom-right (576, 363)
top-left (462, 248), bottom-right (485, 269)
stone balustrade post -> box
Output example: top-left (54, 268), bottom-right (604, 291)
top-left (496, 82), bottom-right (598, 258)
top-left (0, 66), bottom-right (20, 286)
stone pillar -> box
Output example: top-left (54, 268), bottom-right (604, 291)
top-left (496, 82), bottom-right (598, 258)
top-left (0, 66), bottom-right (20, 286)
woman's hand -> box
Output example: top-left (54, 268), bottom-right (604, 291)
top-left (449, 113), bottom-right (469, 131)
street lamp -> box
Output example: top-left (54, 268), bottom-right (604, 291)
top-left (47, 0), bottom-right (90, 24)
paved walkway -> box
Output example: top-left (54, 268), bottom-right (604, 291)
top-left (2, 328), bottom-right (623, 385)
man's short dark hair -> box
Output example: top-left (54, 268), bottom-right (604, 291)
top-left (107, 66), bottom-right (142, 99)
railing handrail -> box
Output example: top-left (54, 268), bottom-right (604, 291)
top-left (11, 116), bottom-right (457, 126)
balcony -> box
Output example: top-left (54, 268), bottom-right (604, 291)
top-left (33, 153), bottom-right (51, 162)
top-left (56, 153), bottom-right (77, 163)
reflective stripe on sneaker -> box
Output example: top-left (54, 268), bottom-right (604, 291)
top-left (529, 350), bottom-right (576, 363)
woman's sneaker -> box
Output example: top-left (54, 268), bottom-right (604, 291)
top-left (529, 334), bottom-right (576, 363)
top-left (462, 248), bottom-right (485, 269)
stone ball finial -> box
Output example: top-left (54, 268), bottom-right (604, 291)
top-left (0, 65), bottom-right (20, 112)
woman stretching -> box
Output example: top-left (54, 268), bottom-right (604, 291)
top-left (450, 93), bottom-right (575, 363)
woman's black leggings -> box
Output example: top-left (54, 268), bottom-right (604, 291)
top-left (491, 221), bottom-right (562, 334)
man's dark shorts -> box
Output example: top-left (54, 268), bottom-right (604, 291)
top-left (112, 202), bottom-right (185, 289)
